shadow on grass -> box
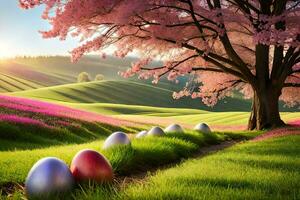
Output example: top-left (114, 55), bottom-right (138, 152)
top-left (0, 120), bottom-right (135, 151)
top-left (102, 137), bottom-right (198, 176)
top-left (226, 158), bottom-right (300, 173)
top-left (173, 176), bottom-right (255, 190)
top-left (53, 90), bottom-right (91, 103)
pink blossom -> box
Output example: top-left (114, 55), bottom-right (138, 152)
top-left (19, 0), bottom-right (300, 111)
top-left (0, 114), bottom-right (52, 128)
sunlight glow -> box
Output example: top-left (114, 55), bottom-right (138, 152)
top-left (0, 40), bottom-right (16, 58)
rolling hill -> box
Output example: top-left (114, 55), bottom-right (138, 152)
top-left (12, 80), bottom-right (253, 111)
top-left (0, 56), bottom-right (189, 93)
top-left (1, 56), bottom-right (298, 112)
top-left (11, 80), bottom-right (300, 130)
top-left (0, 56), bottom-right (136, 92)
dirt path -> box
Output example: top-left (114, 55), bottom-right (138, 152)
top-left (117, 140), bottom-right (241, 188)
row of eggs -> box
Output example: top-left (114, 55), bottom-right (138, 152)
top-left (25, 122), bottom-right (211, 199)
top-left (104, 123), bottom-right (211, 148)
top-left (136, 123), bottom-right (211, 138)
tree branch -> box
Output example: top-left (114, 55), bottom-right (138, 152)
top-left (212, 0), bottom-right (255, 83)
top-left (192, 67), bottom-right (223, 73)
top-left (154, 36), bottom-right (248, 80)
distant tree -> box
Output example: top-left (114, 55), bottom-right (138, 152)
top-left (20, 0), bottom-right (300, 130)
top-left (77, 72), bottom-right (91, 83)
top-left (95, 74), bottom-right (105, 81)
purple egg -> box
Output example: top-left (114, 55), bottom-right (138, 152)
top-left (103, 131), bottom-right (131, 149)
top-left (136, 130), bottom-right (148, 138)
top-left (25, 157), bottom-right (74, 199)
top-left (194, 123), bottom-right (211, 133)
top-left (164, 124), bottom-right (184, 133)
top-left (147, 126), bottom-right (165, 137)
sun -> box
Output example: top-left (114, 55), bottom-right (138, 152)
top-left (0, 40), bottom-right (17, 58)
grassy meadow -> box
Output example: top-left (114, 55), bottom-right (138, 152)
top-left (11, 80), bottom-right (253, 111)
top-left (116, 135), bottom-right (300, 200)
top-left (0, 130), bottom-right (258, 199)
top-left (10, 79), bottom-right (300, 131)
top-left (0, 56), bottom-right (299, 199)
top-left (3, 132), bottom-right (298, 200)
top-left (0, 131), bottom-right (228, 185)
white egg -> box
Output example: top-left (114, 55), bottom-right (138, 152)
top-left (147, 126), bottom-right (165, 137)
top-left (194, 123), bottom-right (211, 134)
top-left (103, 131), bottom-right (131, 149)
top-left (164, 124), bottom-right (184, 133)
top-left (136, 130), bottom-right (148, 138)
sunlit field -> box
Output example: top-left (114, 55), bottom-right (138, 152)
top-left (10, 80), bottom-right (300, 131)
top-left (1, 0), bottom-right (300, 198)
top-left (0, 56), bottom-right (299, 200)
top-left (0, 94), bottom-right (261, 198)
top-left (117, 135), bottom-right (300, 200)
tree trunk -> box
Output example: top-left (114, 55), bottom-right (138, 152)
top-left (249, 43), bottom-right (286, 130)
top-left (248, 87), bottom-right (285, 130)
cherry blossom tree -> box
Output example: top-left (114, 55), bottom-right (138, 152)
top-left (19, 0), bottom-right (300, 130)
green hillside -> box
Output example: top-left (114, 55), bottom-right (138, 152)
top-left (1, 56), bottom-right (298, 112)
top-left (12, 80), bottom-right (252, 111)
top-left (13, 56), bottom-right (132, 80)
top-left (0, 56), bottom-right (133, 92)
top-left (0, 56), bottom-right (188, 94)
top-left (11, 80), bottom-right (300, 129)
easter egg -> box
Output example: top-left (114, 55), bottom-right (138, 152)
top-left (147, 126), bottom-right (165, 137)
top-left (70, 149), bottom-right (113, 183)
top-left (194, 123), bottom-right (211, 134)
top-left (25, 157), bottom-right (74, 199)
top-left (164, 124), bottom-right (184, 133)
top-left (136, 130), bottom-right (148, 138)
top-left (103, 132), bottom-right (131, 149)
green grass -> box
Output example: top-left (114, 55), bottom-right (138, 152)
top-left (0, 56), bottom-right (179, 93)
top-left (0, 131), bottom-right (244, 187)
top-left (120, 135), bottom-right (300, 200)
top-left (42, 103), bottom-right (300, 128)
top-left (62, 135), bottom-right (299, 200)
top-left (10, 80), bottom-right (299, 128)
top-left (12, 80), bottom-right (253, 111)
top-left (2, 56), bottom-right (298, 113)
top-left (0, 120), bottom-right (135, 151)
top-left (168, 111), bottom-right (300, 126)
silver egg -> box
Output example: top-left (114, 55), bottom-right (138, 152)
top-left (164, 124), bottom-right (184, 133)
top-left (194, 123), bottom-right (211, 134)
top-left (147, 126), bottom-right (165, 137)
top-left (136, 130), bottom-right (148, 138)
top-left (25, 157), bottom-right (74, 199)
top-left (103, 131), bottom-right (131, 149)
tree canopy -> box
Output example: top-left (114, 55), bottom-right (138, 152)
top-left (20, 0), bottom-right (300, 129)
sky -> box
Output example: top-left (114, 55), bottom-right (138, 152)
top-left (0, 0), bottom-right (77, 58)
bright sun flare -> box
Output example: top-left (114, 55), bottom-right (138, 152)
top-left (0, 41), bottom-right (16, 58)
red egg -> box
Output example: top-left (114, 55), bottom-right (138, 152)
top-left (70, 149), bottom-right (113, 183)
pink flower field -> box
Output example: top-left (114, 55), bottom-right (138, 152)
top-left (0, 95), bottom-right (132, 128)
top-left (0, 114), bottom-right (51, 128)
